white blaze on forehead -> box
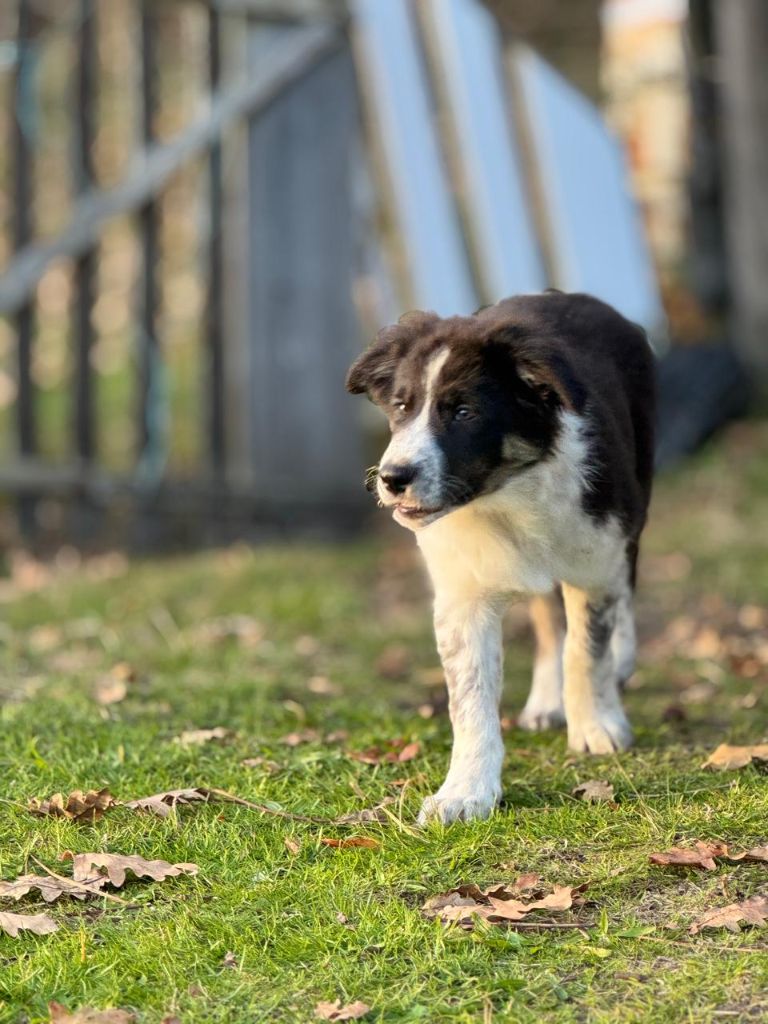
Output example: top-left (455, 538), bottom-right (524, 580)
top-left (379, 347), bottom-right (450, 507)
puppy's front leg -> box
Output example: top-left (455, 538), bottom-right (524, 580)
top-left (418, 596), bottom-right (504, 824)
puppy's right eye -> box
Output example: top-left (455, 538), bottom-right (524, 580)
top-left (392, 400), bottom-right (407, 413)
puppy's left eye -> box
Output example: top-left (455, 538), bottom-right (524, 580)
top-left (453, 405), bottom-right (473, 421)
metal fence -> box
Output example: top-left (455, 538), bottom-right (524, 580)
top-left (0, 0), bottom-right (361, 544)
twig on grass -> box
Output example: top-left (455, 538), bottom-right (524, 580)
top-left (30, 855), bottom-right (133, 907)
top-left (203, 787), bottom-right (334, 824)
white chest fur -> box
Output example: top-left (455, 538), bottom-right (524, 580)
top-left (416, 413), bottom-right (626, 600)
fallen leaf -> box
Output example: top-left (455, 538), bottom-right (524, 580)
top-left (284, 837), bottom-right (301, 855)
top-left (48, 1005), bottom-right (135, 1023)
top-left (347, 739), bottom-right (421, 765)
top-left (572, 780), bottom-right (615, 803)
top-left (307, 675), bottom-right (341, 696)
top-left (690, 894), bottom-right (768, 934)
top-left (124, 788), bottom-right (210, 818)
top-left (0, 873), bottom-right (105, 903)
top-left (320, 837), bottom-right (380, 850)
top-left (28, 788), bottom-right (117, 824)
top-left (422, 878), bottom-right (588, 929)
top-left (315, 1000), bottom-right (371, 1021)
top-left (0, 910), bottom-right (58, 937)
top-left (649, 841), bottom-right (730, 870)
top-left (61, 852), bottom-right (198, 888)
top-left (375, 644), bottom-right (411, 679)
top-left (280, 729), bottom-right (321, 746)
top-left (240, 757), bottom-right (281, 772)
top-left (174, 727), bottom-right (233, 746)
top-left (222, 950), bottom-right (238, 968)
top-left (334, 798), bottom-right (396, 824)
top-left (195, 614), bottom-right (263, 648)
top-left (93, 662), bottom-right (136, 706)
top-left (702, 743), bottom-right (768, 771)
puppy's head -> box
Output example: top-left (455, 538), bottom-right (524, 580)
top-left (346, 302), bottom-right (585, 530)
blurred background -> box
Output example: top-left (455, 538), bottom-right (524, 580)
top-left (0, 0), bottom-right (764, 551)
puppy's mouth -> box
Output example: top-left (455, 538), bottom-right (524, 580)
top-left (391, 503), bottom-right (450, 528)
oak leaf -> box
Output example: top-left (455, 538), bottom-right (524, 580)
top-left (572, 780), bottom-right (615, 803)
top-left (314, 1000), bottom-right (371, 1021)
top-left (124, 788), bottom-right (210, 818)
top-left (347, 739), bottom-right (420, 765)
top-left (702, 743), bottom-right (768, 771)
top-left (48, 1005), bottom-right (135, 1023)
top-left (0, 910), bottom-right (58, 937)
top-left (28, 788), bottom-right (117, 824)
top-left (174, 727), bottom-right (233, 746)
top-left (649, 841), bottom-right (729, 870)
top-left (690, 894), bottom-right (768, 934)
top-left (422, 877), bottom-right (588, 929)
top-left (0, 873), bottom-right (105, 903)
top-left (61, 852), bottom-right (198, 888)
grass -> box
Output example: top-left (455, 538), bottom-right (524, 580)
top-left (1, 422), bottom-right (768, 1023)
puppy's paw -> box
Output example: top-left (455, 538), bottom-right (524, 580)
top-left (567, 707), bottom-right (633, 754)
top-left (417, 783), bottom-right (500, 825)
top-left (517, 701), bottom-right (566, 732)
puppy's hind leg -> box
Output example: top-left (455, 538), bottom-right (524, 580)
top-left (561, 583), bottom-right (633, 754)
top-left (518, 590), bottom-right (566, 732)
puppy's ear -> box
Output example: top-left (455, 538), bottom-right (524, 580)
top-left (345, 311), bottom-right (439, 402)
top-left (486, 325), bottom-right (586, 413)
top-left (345, 334), bottom-right (396, 400)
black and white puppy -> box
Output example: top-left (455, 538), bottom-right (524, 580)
top-left (346, 291), bottom-right (656, 824)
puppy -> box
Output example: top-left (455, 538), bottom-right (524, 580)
top-left (346, 292), bottom-right (655, 823)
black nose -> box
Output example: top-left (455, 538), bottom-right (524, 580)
top-left (379, 463), bottom-right (418, 495)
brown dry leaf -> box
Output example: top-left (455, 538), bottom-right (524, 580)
top-left (690, 894), bottom-right (768, 934)
top-left (222, 950), bottom-right (238, 968)
top-left (124, 788), bottom-right (211, 818)
top-left (28, 788), bottom-right (117, 824)
top-left (93, 662), bottom-right (136, 706)
top-left (280, 729), bottom-right (321, 747)
top-left (61, 852), bottom-right (198, 888)
top-left (315, 1000), bottom-right (371, 1021)
top-left (0, 910), bottom-right (59, 937)
top-left (334, 798), bottom-right (396, 825)
top-left (48, 1005), bottom-right (135, 1023)
top-left (702, 743), bottom-right (768, 771)
top-left (284, 837), bottom-right (301, 855)
top-left (0, 873), bottom-right (106, 903)
top-left (174, 727), bottom-right (234, 746)
top-left (307, 676), bottom-right (341, 696)
top-left (649, 841), bottom-right (730, 870)
top-left (375, 644), bottom-right (412, 679)
top-left (572, 780), bottom-right (615, 803)
top-left (347, 739), bottom-right (421, 765)
top-left (422, 878), bottom-right (588, 929)
top-left (320, 837), bottom-right (380, 850)
top-left (241, 757), bottom-right (281, 772)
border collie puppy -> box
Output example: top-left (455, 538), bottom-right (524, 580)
top-left (346, 292), bottom-right (655, 823)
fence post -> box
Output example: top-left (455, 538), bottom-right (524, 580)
top-left (73, 0), bottom-right (97, 464)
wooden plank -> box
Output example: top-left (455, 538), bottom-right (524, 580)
top-left (0, 24), bottom-right (341, 317)
top-left (510, 44), bottom-right (666, 340)
top-left (247, 39), bottom-right (364, 502)
top-left (209, 0), bottom-right (346, 19)
top-left (351, 0), bottom-right (478, 315)
top-left (73, 0), bottom-right (97, 461)
top-left (420, 0), bottom-right (546, 303)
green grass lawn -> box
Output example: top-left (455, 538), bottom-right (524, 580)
top-left (1, 422), bottom-right (768, 1023)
